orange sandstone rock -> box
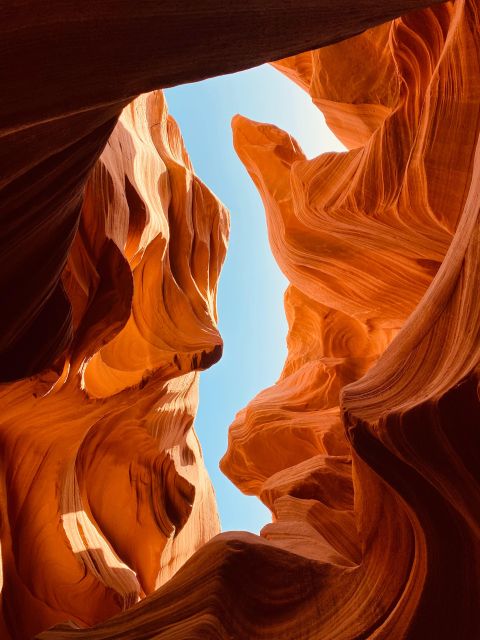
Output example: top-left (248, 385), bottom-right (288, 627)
top-left (0, 0), bottom-right (446, 381)
top-left (0, 91), bottom-right (227, 639)
top-left (36, 2), bottom-right (480, 638)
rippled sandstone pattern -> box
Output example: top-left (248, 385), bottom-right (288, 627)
top-left (0, 91), bottom-right (227, 639)
top-left (226, 2), bottom-right (480, 636)
top-left (35, 1), bottom-right (480, 638)
top-left (2, 0), bottom-right (475, 639)
top-left (1, 0), bottom-right (445, 381)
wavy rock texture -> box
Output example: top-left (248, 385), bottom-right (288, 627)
top-left (37, 1), bottom-right (480, 638)
top-left (0, 91), bottom-right (228, 640)
top-left (0, 0), bottom-right (440, 382)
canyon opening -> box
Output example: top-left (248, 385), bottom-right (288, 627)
top-left (1, 1), bottom-right (479, 639)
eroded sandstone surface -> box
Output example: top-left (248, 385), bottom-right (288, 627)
top-left (0, 0), bottom-right (478, 638)
top-left (1, 0), bottom-right (437, 382)
top-left (0, 92), bottom-right (227, 639)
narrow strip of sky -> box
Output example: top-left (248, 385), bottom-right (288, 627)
top-left (165, 63), bottom-right (345, 534)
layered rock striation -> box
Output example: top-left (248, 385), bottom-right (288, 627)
top-left (0, 0), bottom-right (446, 382)
top-left (0, 91), bottom-right (227, 639)
top-left (1, 0), bottom-right (478, 638)
top-left (223, 4), bottom-right (480, 637)
top-left (35, 1), bottom-right (480, 638)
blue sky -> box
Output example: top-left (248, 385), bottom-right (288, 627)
top-left (165, 64), bottom-right (344, 534)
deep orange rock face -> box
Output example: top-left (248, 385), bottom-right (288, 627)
top-left (223, 2), bottom-right (480, 637)
top-left (0, 91), bottom-right (227, 639)
top-left (1, 0), bottom-right (479, 638)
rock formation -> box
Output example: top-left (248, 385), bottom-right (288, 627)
top-left (1, 0), bottom-right (478, 638)
top-left (0, 91), bottom-right (227, 639)
top-left (0, 0), bottom-right (445, 381)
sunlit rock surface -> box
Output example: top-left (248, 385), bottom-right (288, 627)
top-left (35, 1), bottom-right (480, 638)
top-left (1, 0), bottom-right (438, 383)
top-left (0, 91), bottom-right (227, 639)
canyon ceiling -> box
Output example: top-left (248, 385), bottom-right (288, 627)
top-left (0, 0), bottom-right (479, 638)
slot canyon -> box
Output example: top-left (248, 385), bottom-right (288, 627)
top-left (0, 0), bottom-right (479, 638)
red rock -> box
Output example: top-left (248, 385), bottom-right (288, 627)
top-left (1, 0), bottom-right (445, 380)
top-left (2, 0), bottom-right (476, 638)
top-left (34, 2), bottom-right (480, 638)
top-left (0, 91), bottom-right (226, 639)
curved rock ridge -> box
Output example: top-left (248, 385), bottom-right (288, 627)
top-left (0, 91), bottom-right (227, 639)
top-left (37, 2), bottom-right (480, 638)
top-left (68, 92), bottom-right (227, 397)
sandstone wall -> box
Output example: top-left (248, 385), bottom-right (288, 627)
top-left (0, 92), bottom-right (227, 639)
top-left (37, 2), bottom-right (480, 637)
top-left (1, 0), bottom-right (477, 638)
